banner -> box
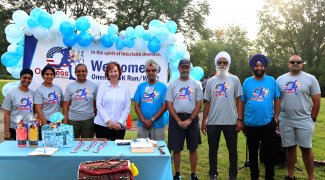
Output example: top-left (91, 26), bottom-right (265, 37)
top-left (25, 36), bottom-right (168, 96)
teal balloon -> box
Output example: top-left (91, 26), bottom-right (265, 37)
top-left (76, 17), bottom-right (90, 32)
top-left (155, 27), bottom-right (169, 42)
top-left (100, 34), bottom-right (113, 48)
top-left (134, 25), bottom-right (145, 38)
top-left (27, 17), bottom-right (39, 28)
top-left (124, 37), bottom-right (134, 48)
top-left (109, 34), bottom-right (118, 43)
top-left (15, 45), bottom-right (24, 56)
top-left (38, 12), bottom-right (53, 28)
top-left (149, 19), bottom-right (162, 28)
top-left (190, 66), bottom-right (204, 80)
top-left (165, 20), bottom-right (177, 33)
top-left (148, 38), bottom-right (161, 53)
top-left (108, 24), bottom-right (118, 35)
top-left (1, 52), bottom-right (20, 67)
top-left (76, 32), bottom-right (92, 47)
top-left (125, 27), bottom-right (135, 38)
top-left (115, 38), bottom-right (124, 50)
top-left (30, 8), bottom-right (43, 18)
top-left (143, 30), bottom-right (152, 41)
top-left (60, 22), bottom-right (75, 36)
top-left (63, 34), bottom-right (77, 47)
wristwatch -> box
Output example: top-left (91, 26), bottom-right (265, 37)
top-left (312, 117), bottom-right (317, 122)
top-left (151, 117), bottom-right (155, 122)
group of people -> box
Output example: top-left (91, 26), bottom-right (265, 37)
top-left (1, 52), bottom-right (321, 180)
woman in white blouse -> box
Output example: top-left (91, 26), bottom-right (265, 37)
top-left (94, 61), bottom-right (131, 140)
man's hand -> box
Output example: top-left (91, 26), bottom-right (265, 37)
top-left (4, 131), bottom-right (11, 140)
top-left (201, 121), bottom-right (207, 135)
top-left (142, 120), bottom-right (153, 130)
top-left (235, 120), bottom-right (244, 133)
top-left (182, 119), bottom-right (192, 129)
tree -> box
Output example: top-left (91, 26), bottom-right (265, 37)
top-left (257, 0), bottom-right (325, 95)
top-left (0, 5), bottom-right (12, 79)
top-left (112, 0), bottom-right (210, 42)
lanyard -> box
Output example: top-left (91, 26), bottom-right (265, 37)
top-left (93, 141), bottom-right (108, 153)
top-left (71, 141), bottom-right (85, 153)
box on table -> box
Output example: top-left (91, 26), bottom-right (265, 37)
top-left (42, 124), bottom-right (74, 148)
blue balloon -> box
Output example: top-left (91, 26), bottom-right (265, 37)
top-left (110, 34), bottom-right (118, 43)
top-left (76, 17), bottom-right (90, 32)
top-left (63, 34), bottom-right (77, 47)
top-left (125, 27), bottom-right (135, 38)
top-left (76, 32), bottom-right (92, 47)
top-left (15, 45), bottom-right (24, 56)
top-left (115, 38), bottom-right (124, 50)
top-left (27, 17), bottom-right (39, 28)
top-left (143, 30), bottom-right (152, 41)
top-left (134, 25), bottom-right (145, 38)
top-left (190, 66), bottom-right (204, 80)
top-left (108, 24), bottom-right (118, 35)
top-left (165, 20), bottom-right (177, 33)
top-left (30, 8), bottom-right (43, 18)
top-left (1, 52), bottom-right (20, 67)
top-left (155, 27), bottom-right (169, 42)
top-left (100, 34), bottom-right (113, 48)
top-left (124, 37), bottom-right (134, 48)
top-left (148, 38), bottom-right (161, 53)
top-left (149, 19), bottom-right (162, 28)
top-left (60, 22), bottom-right (75, 36)
top-left (38, 12), bottom-right (53, 28)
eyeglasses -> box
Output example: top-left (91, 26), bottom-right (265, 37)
top-left (146, 69), bottom-right (157, 73)
top-left (217, 61), bottom-right (228, 65)
top-left (289, 61), bottom-right (303, 65)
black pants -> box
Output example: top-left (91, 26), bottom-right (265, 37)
top-left (9, 128), bottom-right (16, 140)
top-left (94, 124), bottom-right (125, 141)
top-left (246, 119), bottom-right (277, 180)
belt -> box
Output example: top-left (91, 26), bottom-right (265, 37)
top-left (177, 113), bottom-right (191, 116)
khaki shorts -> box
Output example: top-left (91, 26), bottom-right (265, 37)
top-left (279, 117), bottom-right (314, 148)
top-left (137, 126), bottom-right (165, 140)
top-left (68, 118), bottom-right (95, 138)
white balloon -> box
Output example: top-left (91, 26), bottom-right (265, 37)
top-left (2, 81), bottom-right (20, 97)
top-left (134, 38), bottom-right (147, 52)
top-left (148, 26), bottom-right (158, 37)
top-left (24, 26), bottom-right (33, 36)
top-left (33, 26), bottom-right (48, 40)
top-left (7, 44), bottom-right (18, 52)
top-left (175, 32), bottom-right (185, 44)
top-left (12, 10), bottom-right (29, 27)
top-left (91, 22), bottom-right (101, 35)
top-left (66, 18), bottom-right (76, 25)
top-left (167, 33), bottom-right (176, 44)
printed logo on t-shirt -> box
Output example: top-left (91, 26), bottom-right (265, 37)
top-left (46, 91), bottom-right (60, 104)
top-left (213, 82), bottom-right (229, 97)
top-left (285, 80), bottom-right (301, 95)
top-left (177, 86), bottom-right (194, 101)
top-left (142, 86), bottom-right (160, 103)
top-left (17, 97), bottom-right (33, 112)
top-left (251, 87), bottom-right (269, 101)
top-left (73, 88), bottom-right (90, 101)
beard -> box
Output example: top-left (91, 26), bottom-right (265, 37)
top-left (216, 66), bottom-right (229, 77)
top-left (253, 69), bottom-right (265, 78)
top-left (180, 72), bottom-right (190, 79)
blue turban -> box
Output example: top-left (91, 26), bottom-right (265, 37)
top-left (249, 53), bottom-right (269, 68)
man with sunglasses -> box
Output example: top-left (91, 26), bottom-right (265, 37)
top-left (201, 51), bottom-right (243, 180)
top-left (240, 53), bottom-right (281, 180)
top-left (276, 55), bottom-right (321, 180)
top-left (133, 59), bottom-right (168, 140)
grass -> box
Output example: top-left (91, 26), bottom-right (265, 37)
top-left (1, 79), bottom-right (324, 179)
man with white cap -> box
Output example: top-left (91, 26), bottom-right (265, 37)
top-left (276, 55), bottom-right (321, 180)
top-left (133, 59), bottom-right (168, 140)
top-left (201, 51), bottom-right (243, 180)
top-left (240, 53), bottom-right (281, 180)
top-left (166, 59), bottom-right (203, 180)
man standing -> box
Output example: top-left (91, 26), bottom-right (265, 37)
top-left (133, 59), bottom-right (168, 140)
top-left (276, 55), bottom-right (321, 180)
top-left (166, 59), bottom-right (203, 180)
top-left (201, 51), bottom-right (243, 180)
top-left (240, 54), bottom-right (281, 180)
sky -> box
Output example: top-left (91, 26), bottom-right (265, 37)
top-left (205, 0), bottom-right (266, 40)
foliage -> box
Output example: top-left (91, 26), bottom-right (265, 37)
top-left (0, 5), bottom-right (11, 78)
top-left (257, 0), bottom-right (325, 94)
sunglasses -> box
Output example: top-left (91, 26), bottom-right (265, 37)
top-left (146, 69), bottom-right (157, 73)
top-left (217, 61), bottom-right (228, 65)
top-left (289, 61), bottom-right (303, 65)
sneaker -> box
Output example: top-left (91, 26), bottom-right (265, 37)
top-left (210, 175), bottom-right (217, 180)
top-left (191, 174), bottom-right (199, 180)
top-left (173, 174), bottom-right (181, 180)
top-left (284, 176), bottom-right (296, 180)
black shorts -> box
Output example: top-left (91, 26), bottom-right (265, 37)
top-left (168, 113), bottom-right (201, 152)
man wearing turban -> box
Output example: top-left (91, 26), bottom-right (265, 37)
top-left (240, 53), bottom-right (281, 180)
top-left (201, 51), bottom-right (243, 180)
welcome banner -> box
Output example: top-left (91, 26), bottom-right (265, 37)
top-left (24, 36), bottom-right (168, 96)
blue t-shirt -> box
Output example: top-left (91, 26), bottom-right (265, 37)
top-left (241, 75), bottom-right (280, 126)
top-left (133, 81), bottom-right (168, 128)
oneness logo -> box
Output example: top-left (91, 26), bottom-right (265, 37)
top-left (285, 80), bottom-right (301, 95)
top-left (213, 82), bottom-right (229, 97)
top-left (18, 97), bottom-right (33, 112)
top-left (177, 86), bottom-right (194, 101)
top-left (47, 91), bottom-right (60, 104)
top-left (73, 88), bottom-right (89, 101)
top-left (143, 89), bottom-right (160, 103)
top-left (46, 47), bottom-right (85, 80)
top-left (251, 87), bottom-right (269, 101)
